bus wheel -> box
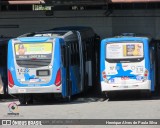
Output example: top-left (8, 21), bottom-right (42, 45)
top-left (63, 96), bottom-right (71, 102)
top-left (141, 91), bottom-right (151, 99)
top-left (19, 94), bottom-right (27, 105)
top-left (107, 92), bottom-right (117, 100)
top-left (26, 95), bottom-right (33, 105)
top-left (68, 96), bottom-right (71, 102)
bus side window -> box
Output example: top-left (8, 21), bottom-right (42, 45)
top-left (85, 40), bottom-right (88, 61)
top-left (73, 43), bottom-right (76, 65)
top-left (82, 40), bottom-right (86, 61)
top-left (70, 43), bottom-right (76, 66)
top-left (74, 42), bottom-right (78, 65)
top-left (74, 43), bottom-right (77, 65)
top-left (76, 42), bottom-right (80, 66)
top-left (70, 44), bottom-right (73, 65)
top-left (150, 46), bottom-right (154, 65)
top-left (85, 41), bottom-right (88, 61)
top-left (61, 45), bottom-right (66, 67)
top-left (87, 38), bottom-right (92, 61)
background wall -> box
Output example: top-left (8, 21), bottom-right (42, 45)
top-left (0, 11), bottom-right (112, 39)
top-left (0, 9), bottom-right (160, 39)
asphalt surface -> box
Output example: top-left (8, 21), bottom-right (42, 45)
top-left (1, 92), bottom-right (160, 128)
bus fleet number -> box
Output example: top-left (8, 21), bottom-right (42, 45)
top-left (17, 68), bottom-right (30, 73)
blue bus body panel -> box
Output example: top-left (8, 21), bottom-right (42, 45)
top-left (8, 37), bottom-right (82, 96)
top-left (100, 37), bottom-right (154, 91)
top-left (8, 39), bottom-right (16, 83)
top-left (61, 61), bottom-right (80, 97)
top-left (62, 66), bottom-right (80, 97)
top-left (70, 66), bottom-right (80, 95)
top-left (61, 56), bottom-right (80, 97)
top-left (8, 37), bottom-right (61, 87)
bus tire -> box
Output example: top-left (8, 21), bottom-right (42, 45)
top-left (63, 96), bottom-right (71, 102)
top-left (141, 90), bottom-right (151, 99)
top-left (68, 96), bottom-right (71, 102)
top-left (26, 95), bottom-right (33, 105)
top-left (107, 92), bottom-right (117, 100)
top-left (19, 94), bottom-right (27, 105)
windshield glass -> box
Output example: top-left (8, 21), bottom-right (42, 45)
top-left (106, 42), bottom-right (144, 63)
top-left (15, 43), bottom-right (52, 60)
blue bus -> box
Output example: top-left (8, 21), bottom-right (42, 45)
top-left (100, 35), bottom-right (156, 98)
top-left (8, 26), bottom-right (100, 104)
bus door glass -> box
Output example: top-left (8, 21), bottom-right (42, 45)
top-left (104, 42), bottom-right (145, 85)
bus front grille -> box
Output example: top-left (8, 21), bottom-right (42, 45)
top-left (16, 59), bottom-right (51, 68)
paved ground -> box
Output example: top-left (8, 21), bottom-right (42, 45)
top-left (0, 94), bottom-right (160, 128)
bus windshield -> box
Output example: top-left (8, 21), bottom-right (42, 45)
top-left (106, 42), bottom-right (144, 63)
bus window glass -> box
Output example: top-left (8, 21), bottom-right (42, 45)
top-left (106, 42), bottom-right (144, 62)
top-left (15, 43), bottom-right (52, 59)
top-left (14, 43), bottom-right (53, 68)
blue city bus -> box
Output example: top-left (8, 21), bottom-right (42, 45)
top-left (8, 26), bottom-right (100, 104)
top-left (100, 35), bottom-right (156, 98)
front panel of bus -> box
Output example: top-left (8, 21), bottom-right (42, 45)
top-left (8, 37), bottom-right (62, 94)
top-left (100, 38), bottom-right (151, 91)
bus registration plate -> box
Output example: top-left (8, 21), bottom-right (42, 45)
top-left (30, 79), bottom-right (40, 82)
